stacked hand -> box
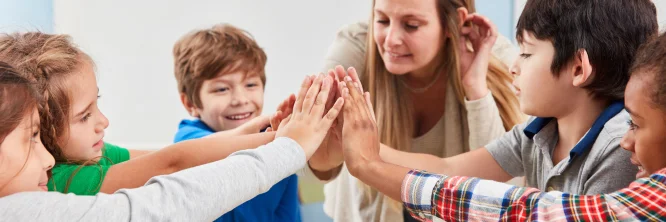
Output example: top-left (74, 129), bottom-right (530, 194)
top-left (270, 66), bottom-right (381, 173)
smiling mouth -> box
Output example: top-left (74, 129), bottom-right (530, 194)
top-left (386, 52), bottom-right (412, 59)
top-left (225, 112), bottom-right (253, 120)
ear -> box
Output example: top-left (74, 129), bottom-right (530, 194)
top-left (456, 7), bottom-right (469, 28)
top-left (571, 49), bottom-right (594, 87)
top-left (180, 93), bottom-right (199, 117)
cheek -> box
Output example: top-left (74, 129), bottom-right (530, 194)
top-left (373, 27), bottom-right (386, 49)
top-left (637, 128), bottom-right (666, 172)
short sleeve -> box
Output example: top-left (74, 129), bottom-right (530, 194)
top-left (485, 120), bottom-right (530, 177)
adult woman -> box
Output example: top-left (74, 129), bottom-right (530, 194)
top-left (307, 0), bottom-right (523, 221)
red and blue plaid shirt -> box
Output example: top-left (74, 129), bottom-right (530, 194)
top-left (401, 169), bottom-right (666, 221)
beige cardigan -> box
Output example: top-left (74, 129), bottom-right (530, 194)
top-left (304, 22), bottom-right (519, 222)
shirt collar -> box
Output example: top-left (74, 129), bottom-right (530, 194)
top-left (523, 101), bottom-right (625, 162)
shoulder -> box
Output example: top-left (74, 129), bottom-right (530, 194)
top-left (174, 119), bottom-right (214, 142)
top-left (600, 110), bottom-right (630, 139)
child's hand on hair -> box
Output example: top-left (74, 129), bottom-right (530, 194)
top-left (276, 75), bottom-right (344, 159)
top-left (459, 13), bottom-right (498, 100)
top-left (339, 76), bottom-right (380, 175)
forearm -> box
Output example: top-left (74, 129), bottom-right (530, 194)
top-left (100, 132), bottom-right (276, 193)
top-left (380, 145), bottom-right (512, 182)
top-left (351, 159), bottom-right (411, 201)
top-left (5, 138), bottom-right (306, 221)
top-left (170, 132), bottom-right (276, 171)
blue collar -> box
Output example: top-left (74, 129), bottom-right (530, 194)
top-left (523, 101), bottom-right (625, 162)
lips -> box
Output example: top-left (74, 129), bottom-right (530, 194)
top-left (385, 51), bottom-right (412, 60)
top-left (38, 182), bottom-right (48, 191)
top-left (225, 112), bottom-right (253, 121)
top-left (93, 139), bottom-right (104, 151)
top-left (631, 158), bottom-right (648, 178)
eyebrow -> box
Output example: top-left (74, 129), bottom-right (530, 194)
top-left (74, 88), bottom-right (99, 118)
top-left (625, 106), bottom-right (642, 119)
top-left (373, 9), bottom-right (426, 20)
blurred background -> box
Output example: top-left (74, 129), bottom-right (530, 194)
top-left (1, 0), bottom-right (665, 221)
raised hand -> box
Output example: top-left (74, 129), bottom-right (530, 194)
top-left (266, 93), bottom-right (296, 132)
top-left (275, 75), bottom-right (344, 159)
top-left (458, 13), bottom-right (498, 100)
top-left (339, 76), bottom-right (380, 175)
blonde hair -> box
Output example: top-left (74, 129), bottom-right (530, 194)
top-left (361, 0), bottom-right (523, 208)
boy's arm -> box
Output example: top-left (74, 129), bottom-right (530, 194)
top-left (99, 132), bottom-right (276, 193)
top-left (402, 169), bottom-right (666, 221)
top-left (379, 145), bottom-right (513, 182)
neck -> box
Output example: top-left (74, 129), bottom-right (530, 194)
top-left (555, 97), bottom-right (612, 151)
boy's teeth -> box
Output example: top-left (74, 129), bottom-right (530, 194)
top-left (228, 113), bottom-right (251, 120)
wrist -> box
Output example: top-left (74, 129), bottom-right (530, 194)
top-left (462, 81), bottom-right (489, 101)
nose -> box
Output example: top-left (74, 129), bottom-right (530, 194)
top-left (620, 130), bottom-right (635, 153)
top-left (95, 110), bottom-right (110, 134)
top-left (384, 24), bottom-right (404, 49)
top-left (37, 142), bottom-right (55, 171)
top-left (230, 89), bottom-right (250, 107)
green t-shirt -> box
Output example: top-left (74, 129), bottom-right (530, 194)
top-left (47, 143), bottom-right (130, 195)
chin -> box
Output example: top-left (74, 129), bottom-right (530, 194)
top-left (383, 63), bottom-right (411, 75)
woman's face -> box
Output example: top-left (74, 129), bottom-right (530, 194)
top-left (373, 0), bottom-right (446, 77)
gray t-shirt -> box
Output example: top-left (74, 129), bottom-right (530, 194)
top-left (0, 137), bottom-right (305, 221)
top-left (486, 103), bottom-right (637, 195)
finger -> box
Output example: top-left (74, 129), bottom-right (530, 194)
top-left (270, 111), bottom-right (282, 130)
top-left (344, 77), bottom-right (366, 121)
top-left (364, 92), bottom-right (377, 123)
top-left (293, 76), bottom-right (314, 114)
top-left (334, 65), bottom-right (347, 82)
top-left (301, 74), bottom-right (324, 115)
top-left (348, 67), bottom-right (363, 91)
top-left (344, 76), bottom-right (364, 103)
top-left (287, 94), bottom-right (296, 115)
top-left (325, 70), bottom-right (338, 111)
top-left (341, 82), bottom-right (356, 121)
top-left (278, 114), bottom-right (292, 130)
top-left (250, 115), bottom-right (271, 130)
top-left (265, 127), bottom-right (272, 132)
top-left (321, 97), bottom-right (345, 130)
top-left (311, 75), bottom-right (333, 117)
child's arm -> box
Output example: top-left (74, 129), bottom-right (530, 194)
top-left (127, 115), bottom-right (271, 159)
top-left (98, 132), bottom-right (275, 193)
top-left (0, 137), bottom-right (307, 221)
top-left (402, 169), bottom-right (665, 221)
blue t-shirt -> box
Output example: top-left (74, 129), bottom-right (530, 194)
top-left (174, 119), bottom-right (302, 222)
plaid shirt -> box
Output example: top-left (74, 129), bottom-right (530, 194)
top-left (401, 169), bottom-right (666, 221)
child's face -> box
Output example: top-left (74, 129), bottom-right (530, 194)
top-left (372, 0), bottom-right (445, 76)
top-left (621, 73), bottom-right (666, 178)
top-left (512, 31), bottom-right (581, 117)
top-left (0, 109), bottom-right (54, 197)
top-left (61, 61), bottom-right (109, 161)
top-left (189, 72), bottom-right (264, 132)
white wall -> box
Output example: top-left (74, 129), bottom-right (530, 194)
top-left (54, 0), bottom-right (371, 149)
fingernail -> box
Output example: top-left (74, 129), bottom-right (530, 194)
top-left (345, 76), bottom-right (352, 82)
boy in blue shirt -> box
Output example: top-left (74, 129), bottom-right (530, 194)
top-left (172, 23), bottom-right (301, 222)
